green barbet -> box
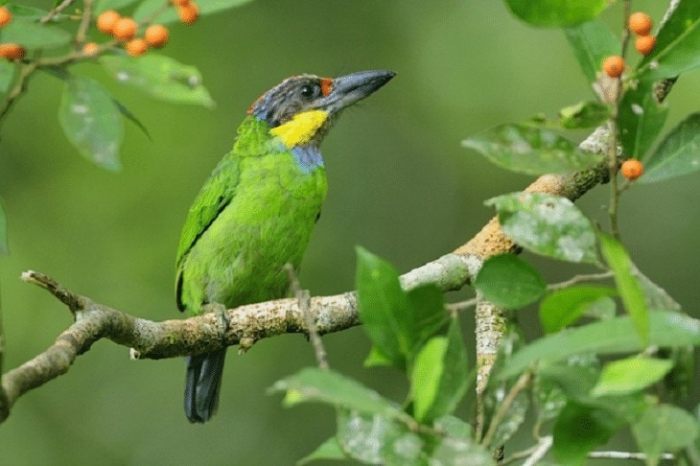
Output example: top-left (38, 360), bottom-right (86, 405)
top-left (175, 70), bottom-right (395, 423)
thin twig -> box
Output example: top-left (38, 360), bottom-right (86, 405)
top-left (500, 444), bottom-right (539, 466)
top-left (589, 451), bottom-right (674, 462)
top-left (75, 0), bottom-right (94, 45)
top-left (40, 0), bottom-right (76, 23)
top-left (547, 271), bottom-right (613, 291)
top-left (522, 436), bottom-right (553, 466)
top-left (0, 63), bottom-right (38, 128)
top-left (481, 370), bottom-right (532, 448)
top-left (284, 264), bottom-right (329, 370)
top-left (446, 297), bottom-right (477, 313)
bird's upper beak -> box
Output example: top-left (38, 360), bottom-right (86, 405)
top-left (320, 70), bottom-right (396, 113)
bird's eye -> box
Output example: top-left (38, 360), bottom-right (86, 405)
top-left (300, 85), bottom-right (317, 99)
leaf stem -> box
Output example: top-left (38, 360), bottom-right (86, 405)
top-left (481, 370), bottom-right (532, 448)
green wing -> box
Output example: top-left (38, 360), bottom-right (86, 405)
top-left (175, 155), bottom-right (240, 309)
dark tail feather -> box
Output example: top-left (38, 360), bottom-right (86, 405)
top-left (184, 349), bottom-right (227, 423)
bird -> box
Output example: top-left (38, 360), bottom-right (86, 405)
top-left (175, 70), bottom-right (395, 423)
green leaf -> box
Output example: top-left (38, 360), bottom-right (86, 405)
top-left (356, 247), bottom-right (413, 368)
top-left (0, 17), bottom-right (70, 50)
top-left (539, 285), bottom-right (617, 333)
top-left (134, 0), bottom-right (254, 24)
top-left (0, 198), bottom-right (7, 255)
top-left (490, 388), bottom-right (529, 448)
top-left (486, 192), bottom-right (600, 264)
top-left (600, 233), bottom-right (649, 343)
top-left (474, 254), bottom-right (546, 309)
top-left (356, 248), bottom-right (448, 369)
top-left (0, 61), bottom-right (14, 95)
top-left (591, 357), bottom-right (673, 397)
top-left (336, 410), bottom-right (425, 466)
top-left (5, 4), bottom-right (48, 20)
top-left (407, 284), bottom-right (450, 349)
top-left (619, 80), bottom-right (669, 161)
top-left (94, 0), bottom-right (140, 14)
top-left (633, 266), bottom-right (682, 313)
top-left (504, 0), bottom-right (608, 28)
top-left (535, 354), bottom-right (600, 422)
top-left (553, 401), bottom-right (622, 466)
top-left (297, 437), bottom-right (346, 465)
top-left (410, 320), bottom-right (468, 423)
top-left (499, 312), bottom-right (700, 379)
top-left (429, 434), bottom-right (494, 466)
top-left (640, 113), bottom-right (700, 183)
top-left (564, 20), bottom-right (619, 83)
top-left (638, 1), bottom-right (700, 80)
top-left (269, 368), bottom-right (406, 420)
top-left (100, 54), bottom-right (215, 108)
top-left (463, 124), bottom-right (603, 175)
top-left (58, 76), bottom-right (123, 171)
top-left (633, 405), bottom-right (699, 466)
top-left (558, 101), bottom-right (610, 129)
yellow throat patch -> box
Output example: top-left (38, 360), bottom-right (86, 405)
top-left (270, 110), bottom-right (329, 148)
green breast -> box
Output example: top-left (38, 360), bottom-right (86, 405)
top-left (178, 150), bottom-right (327, 314)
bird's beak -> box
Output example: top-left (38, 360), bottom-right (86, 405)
top-left (321, 70), bottom-right (396, 113)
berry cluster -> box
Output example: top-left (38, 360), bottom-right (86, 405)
top-left (602, 10), bottom-right (656, 79)
top-left (0, 6), bottom-right (24, 61)
top-left (600, 10), bottom-right (658, 182)
top-left (92, 0), bottom-right (199, 57)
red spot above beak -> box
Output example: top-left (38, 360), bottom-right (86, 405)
top-left (320, 78), bottom-right (333, 97)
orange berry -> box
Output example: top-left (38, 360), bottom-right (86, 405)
top-left (603, 55), bottom-right (625, 78)
top-left (0, 6), bottom-right (12, 27)
top-left (0, 43), bottom-right (25, 60)
top-left (144, 24), bottom-right (169, 48)
top-left (170, 0), bottom-right (190, 5)
top-left (629, 12), bottom-right (653, 36)
top-left (96, 10), bottom-right (120, 34)
top-left (125, 38), bottom-right (148, 57)
top-left (635, 35), bottom-right (656, 56)
top-left (621, 159), bottom-right (644, 181)
top-left (82, 42), bottom-right (100, 57)
top-left (177, 3), bottom-right (199, 25)
top-left (112, 17), bottom-right (138, 41)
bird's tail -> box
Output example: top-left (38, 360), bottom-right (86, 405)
top-left (184, 349), bottom-right (227, 423)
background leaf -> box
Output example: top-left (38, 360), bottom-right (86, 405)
top-left (94, 0), bottom-right (140, 14)
top-left (504, 0), bottom-right (608, 28)
top-left (558, 101), bottom-right (609, 129)
top-left (640, 113), bottom-right (700, 183)
top-left (486, 192), bottom-right (599, 264)
top-left (591, 357), bottom-right (673, 396)
top-left (336, 410), bottom-right (425, 466)
top-left (297, 437), bottom-right (346, 465)
top-left (564, 20), bottom-right (619, 83)
top-left (134, 0), bottom-right (255, 24)
top-left (58, 76), bottom-right (123, 171)
top-left (619, 80), bottom-right (669, 161)
top-left (0, 198), bottom-right (7, 255)
top-left (600, 233), bottom-right (649, 343)
top-left (270, 368), bottom-right (405, 420)
top-left (100, 54), bottom-right (215, 108)
top-left (410, 319), bottom-right (468, 423)
top-left (0, 17), bottom-right (70, 50)
top-left (463, 124), bottom-right (603, 175)
top-left (632, 405), bottom-right (699, 466)
top-left (499, 312), bottom-right (700, 379)
top-left (539, 285), bottom-right (617, 333)
top-left (638, 0), bottom-right (700, 80)
top-left (0, 61), bottom-right (14, 95)
top-left (553, 401), bottom-right (621, 466)
top-left (474, 254), bottom-right (546, 309)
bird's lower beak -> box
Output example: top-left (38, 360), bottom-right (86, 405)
top-left (323, 70), bottom-right (396, 113)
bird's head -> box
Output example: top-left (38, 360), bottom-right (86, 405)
top-left (248, 70), bottom-right (395, 149)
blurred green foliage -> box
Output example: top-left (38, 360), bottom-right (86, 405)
top-left (1, 0), bottom-right (699, 464)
